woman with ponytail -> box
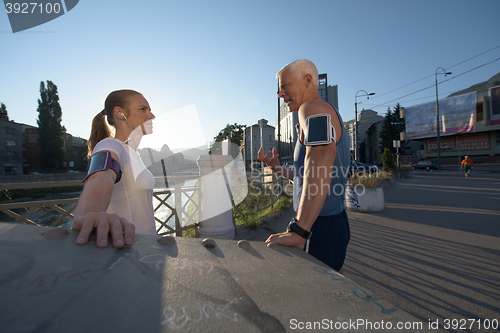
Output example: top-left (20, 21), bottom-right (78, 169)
top-left (73, 89), bottom-right (156, 248)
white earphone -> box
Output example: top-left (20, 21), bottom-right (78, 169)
top-left (120, 112), bottom-right (127, 120)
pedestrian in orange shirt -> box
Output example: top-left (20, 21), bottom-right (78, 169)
top-left (461, 156), bottom-right (473, 178)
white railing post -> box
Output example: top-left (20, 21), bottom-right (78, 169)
top-left (196, 155), bottom-right (235, 239)
top-left (174, 181), bottom-right (183, 236)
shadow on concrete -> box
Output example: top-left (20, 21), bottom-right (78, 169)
top-left (239, 246), bottom-right (265, 260)
top-left (345, 219), bottom-right (500, 332)
top-left (344, 174), bottom-right (500, 333)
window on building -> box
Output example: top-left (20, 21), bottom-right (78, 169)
top-left (269, 135), bottom-right (272, 141)
top-left (27, 135), bottom-right (38, 144)
top-left (5, 165), bottom-right (13, 174)
top-left (6, 140), bottom-right (16, 146)
top-left (319, 88), bottom-right (326, 99)
top-left (6, 127), bottom-right (16, 135)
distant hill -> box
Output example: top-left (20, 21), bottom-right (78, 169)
top-left (172, 145), bottom-right (210, 161)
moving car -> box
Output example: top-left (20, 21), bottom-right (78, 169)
top-left (412, 160), bottom-right (438, 170)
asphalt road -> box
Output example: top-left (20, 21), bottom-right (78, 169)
top-left (344, 171), bottom-right (500, 333)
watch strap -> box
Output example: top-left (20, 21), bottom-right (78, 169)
top-left (287, 218), bottom-right (312, 240)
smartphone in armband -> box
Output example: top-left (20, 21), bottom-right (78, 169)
top-left (304, 113), bottom-right (336, 146)
top-left (84, 151), bottom-right (122, 183)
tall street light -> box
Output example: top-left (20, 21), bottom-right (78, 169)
top-left (354, 90), bottom-right (375, 161)
top-left (435, 67), bottom-right (452, 172)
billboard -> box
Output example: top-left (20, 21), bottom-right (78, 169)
top-left (405, 92), bottom-right (476, 139)
top-left (490, 85), bottom-right (500, 126)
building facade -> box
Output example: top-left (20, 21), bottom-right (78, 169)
top-left (276, 103), bottom-right (298, 164)
top-left (408, 72), bottom-right (500, 163)
top-left (1, 111), bottom-right (87, 175)
top-left (346, 109), bottom-right (383, 162)
top-left (23, 125), bottom-right (41, 174)
top-left (65, 133), bottom-right (87, 171)
top-left (0, 112), bottom-right (24, 176)
top-left (243, 119), bottom-right (276, 170)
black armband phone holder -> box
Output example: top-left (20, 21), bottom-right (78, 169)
top-left (84, 151), bottom-right (122, 183)
top-left (304, 113), bottom-right (336, 146)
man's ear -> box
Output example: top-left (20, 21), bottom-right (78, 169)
top-left (304, 74), bottom-right (313, 86)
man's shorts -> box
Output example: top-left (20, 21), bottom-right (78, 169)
top-left (464, 165), bottom-right (472, 174)
top-left (305, 210), bottom-right (350, 271)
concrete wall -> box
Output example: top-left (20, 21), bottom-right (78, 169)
top-left (0, 222), bottom-right (430, 333)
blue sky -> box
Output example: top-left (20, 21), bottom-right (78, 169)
top-left (1, 0), bottom-right (499, 150)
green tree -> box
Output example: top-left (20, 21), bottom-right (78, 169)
top-left (210, 123), bottom-right (246, 156)
top-left (0, 103), bottom-right (8, 120)
top-left (379, 103), bottom-right (405, 154)
top-left (37, 80), bottom-right (66, 172)
top-left (382, 147), bottom-right (396, 172)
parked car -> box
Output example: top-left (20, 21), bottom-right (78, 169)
top-left (349, 161), bottom-right (380, 177)
top-left (412, 160), bottom-right (437, 170)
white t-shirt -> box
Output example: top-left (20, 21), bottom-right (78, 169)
top-left (92, 138), bottom-right (156, 235)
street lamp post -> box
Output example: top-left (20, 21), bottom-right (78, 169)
top-left (354, 90), bottom-right (375, 161)
top-left (277, 82), bottom-right (281, 159)
top-left (242, 126), bottom-right (246, 169)
top-left (435, 67), bottom-right (452, 172)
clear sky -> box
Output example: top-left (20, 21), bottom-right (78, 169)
top-left (1, 0), bottom-right (499, 150)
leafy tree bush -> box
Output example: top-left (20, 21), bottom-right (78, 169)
top-left (37, 80), bottom-right (66, 172)
top-left (210, 123), bottom-right (246, 157)
top-left (382, 147), bottom-right (396, 172)
top-left (379, 103), bottom-right (406, 154)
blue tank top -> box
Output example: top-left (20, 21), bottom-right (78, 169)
top-left (293, 105), bottom-right (350, 216)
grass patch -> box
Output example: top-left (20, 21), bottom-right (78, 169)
top-left (181, 191), bottom-right (293, 237)
top-left (348, 171), bottom-right (391, 188)
top-left (234, 194), bottom-right (292, 229)
top-left (181, 226), bottom-right (197, 238)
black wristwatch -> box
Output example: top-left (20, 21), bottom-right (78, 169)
top-left (287, 218), bottom-right (312, 240)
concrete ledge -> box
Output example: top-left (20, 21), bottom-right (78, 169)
top-left (0, 222), bottom-right (429, 332)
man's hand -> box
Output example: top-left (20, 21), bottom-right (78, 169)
top-left (73, 212), bottom-right (135, 248)
top-left (258, 147), bottom-right (281, 171)
top-left (266, 230), bottom-right (306, 249)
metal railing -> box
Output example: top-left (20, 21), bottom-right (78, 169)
top-left (0, 172), bottom-right (288, 236)
top-left (0, 181), bottom-right (82, 227)
top-left (152, 176), bottom-right (200, 237)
